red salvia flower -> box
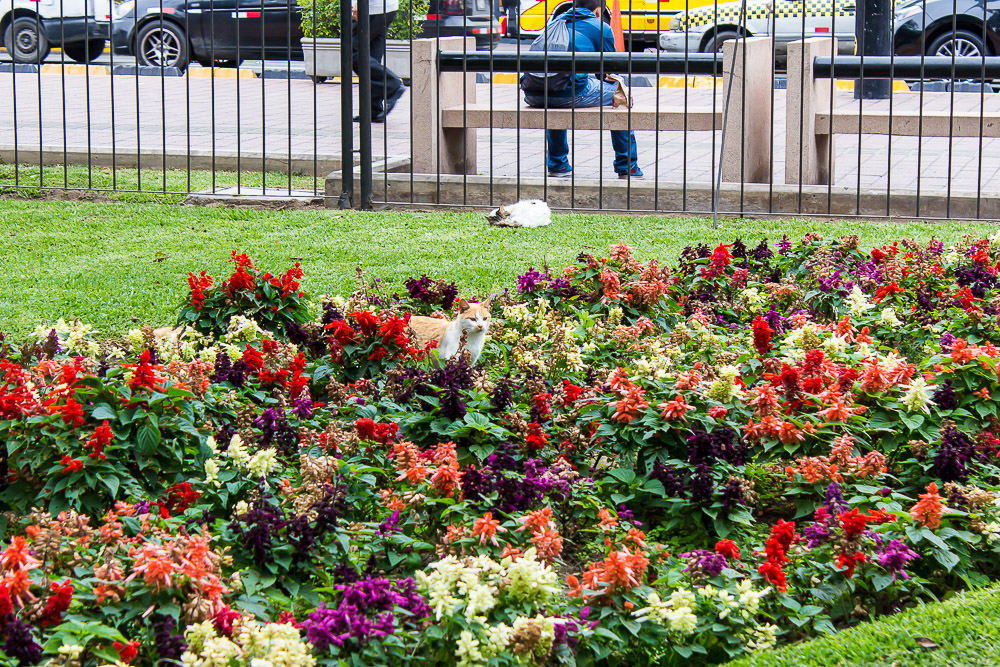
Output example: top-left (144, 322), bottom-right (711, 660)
top-left (86, 420), bottom-right (113, 461)
top-left (752, 317), bottom-right (773, 355)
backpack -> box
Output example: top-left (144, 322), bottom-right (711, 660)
top-left (520, 16), bottom-right (573, 95)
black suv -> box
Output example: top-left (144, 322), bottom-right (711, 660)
top-left (111, 0), bottom-right (498, 70)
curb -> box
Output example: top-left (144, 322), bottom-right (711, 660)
top-left (329, 171), bottom-right (1000, 220)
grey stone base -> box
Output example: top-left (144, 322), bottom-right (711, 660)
top-left (0, 145), bottom-right (343, 177)
top-left (326, 171), bottom-right (1000, 220)
top-left (186, 186), bottom-right (324, 206)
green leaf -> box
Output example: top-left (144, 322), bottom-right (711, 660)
top-left (932, 547), bottom-right (961, 571)
top-left (606, 468), bottom-right (636, 485)
top-left (90, 404), bottom-right (117, 421)
top-left (97, 473), bottom-right (120, 499)
top-left (642, 479), bottom-right (666, 496)
top-left (136, 421), bottom-right (161, 455)
top-left (900, 413), bottom-right (924, 431)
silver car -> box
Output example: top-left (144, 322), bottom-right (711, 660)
top-left (658, 0), bottom-right (856, 55)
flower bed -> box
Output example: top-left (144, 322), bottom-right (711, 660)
top-left (2, 234), bottom-right (1000, 666)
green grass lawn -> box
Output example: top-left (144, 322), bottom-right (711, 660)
top-left (0, 163), bottom-right (321, 204)
top-left (731, 585), bottom-right (1000, 667)
top-left (1, 198), bottom-right (998, 339)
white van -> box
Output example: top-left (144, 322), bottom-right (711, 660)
top-left (1, 0), bottom-right (112, 63)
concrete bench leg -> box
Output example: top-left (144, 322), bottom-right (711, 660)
top-left (410, 37), bottom-right (477, 175)
top-left (721, 36), bottom-right (773, 184)
top-left (786, 37), bottom-right (836, 185)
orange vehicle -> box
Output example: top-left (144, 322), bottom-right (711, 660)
top-left (516, 0), bottom-right (717, 49)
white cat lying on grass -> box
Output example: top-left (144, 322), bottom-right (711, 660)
top-left (486, 200), bottom-right (552, 228)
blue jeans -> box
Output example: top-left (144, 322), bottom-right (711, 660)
top-left (524, 78), bottom-right (639, 175)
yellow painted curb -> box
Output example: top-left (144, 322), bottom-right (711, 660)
top-left (186, 67), bottom-right (257, 79)
top-left (835, 79), bottom-right (910, 93)
top-left (328, 76), bottom-right (361, 82)
top-left (40, 63), bottom-right (110, 75)
top-left (492, 72), bottom-right (519, 84)
top-left (659, 75), bottom-right (721, 88)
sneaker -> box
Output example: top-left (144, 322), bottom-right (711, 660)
top-left (618, 168), bottom-right (644, 180)
top-left (548, 168), bottom-right (572, 179)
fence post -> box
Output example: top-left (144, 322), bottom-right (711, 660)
top-left (720, 36), bottom-right (773, 184)
top-left (786, 37), bottom-right (836, 185)
top-left (410, 36), bottom-right (477, 175)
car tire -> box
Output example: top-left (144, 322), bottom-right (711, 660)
top-left (64, 39), bottom-right (106, 63)
top-left (135, 20), bottom-right (190, 70)
top-left (927, 29), bottom-right (987, 58)
top-left (309, 75), bottom-right (328, 83)
top-left (703, 29), bottom-right (740, 53)
top-left (3, 16), bottom-right (51, 64)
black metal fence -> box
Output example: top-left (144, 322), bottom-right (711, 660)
top-left (4, 0), bottom-right (1000, 220)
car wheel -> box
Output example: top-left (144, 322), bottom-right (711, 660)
top-left (928, 29), bottom-right (986, 58)
top-left (703, 30), bottom-right (740, 53)
top-left (135, 21), bottom-right (189, 70)
top-left (3, 16), bottom-right (51, 64)
top-left (64, 39), bottom-right (106, 63)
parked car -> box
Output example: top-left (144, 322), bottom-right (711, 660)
top-left (2, 0), bottom-right (111, 63)
top-left (894, 0), bottom-right (1000, 56)
top-left (422, 0), bottom-right (501, 49)
top-left (658, 0), bottom-right (856, 55)
top-left (111, 0), bottom-right (498, 70)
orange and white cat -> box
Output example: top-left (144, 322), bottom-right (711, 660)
top-left (409, 298), bottom-right (492, 364)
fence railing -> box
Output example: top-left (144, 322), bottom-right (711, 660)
top-left (3, 3), bottom-right (1000, 220)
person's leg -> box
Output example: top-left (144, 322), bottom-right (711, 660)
top-left (367, 12), bottom-right (403, 116)
top-left (546, 130), bottom-right (570, 173)
top-left (596, 79), bottom-right (640, 175)
top-left (524, 90), bottom-right (575, 173)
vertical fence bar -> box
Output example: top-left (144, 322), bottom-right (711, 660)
top-left (358, 0), bottom-right (373, 208)
top-left (339, 0), bottom-right (353, 207)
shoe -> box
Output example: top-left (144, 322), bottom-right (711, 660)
top-left (383, 85), bottom-right (406, 117)
top-left (617, 168), bottom-right (644, 180)
top-left (548, 168), bottom-right (572, 179)
top-left (353, 113), bottom-right (385, 123)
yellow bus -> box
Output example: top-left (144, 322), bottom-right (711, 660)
top-left (516, 0), bottom-right (719, 49)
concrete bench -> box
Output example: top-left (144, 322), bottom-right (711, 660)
top-left (411, 36), bottom-right (774, 184)
top-left (786, 37), bottom-right (1000, 185)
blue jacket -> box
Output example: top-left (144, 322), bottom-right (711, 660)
top-left (553, 8), bottom-right (617, 90)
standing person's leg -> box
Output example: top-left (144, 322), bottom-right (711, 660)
top-left (598, 79), bottom-right (640, 176)
top-left (366, 11), bottom-right (404, 119)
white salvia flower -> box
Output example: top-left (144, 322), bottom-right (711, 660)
top-left (666, 606), bottom-right (698, 634)
top-left (206, 436), bottom-right (218, 453)
top-left (698, 584), bottom-right (716, 598)
top-left (901, 377), bottom-right (937, 414)
top-left (670, 588), bottom-right (697, 610)
top-left (234, 500), bottom-right (250, 517)
top-left (748, 623), bottom-right (779, 651)
top-left (227, 435), bottom-right (251, 469)
top-left (225, 316), bottom-right (265, 343)
top-left (455, 630), bottom-right (484, 667)
top-left (607, 307), bottom-right (624, 325)
top-left (717, 589), bottom-right (739, 619)
top-left (984, 521), bottom-right (1000, 544)
top-left (880, 307), bottom-right (903, 328)
top-left (856, 342), bottom-right (872, 358)
top-left (248, 448), bottom-right (279, 479)
top-left (822, 334), bottom-right (848, 356)
top-left (848, 285), bottom-right (874, 317)
top-left (204, 459), bottom-right (221, 488)
top-left (505, 548), bottom-right (558, 603)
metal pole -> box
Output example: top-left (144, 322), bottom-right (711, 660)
top-left (339, 0), bottom-right (354, 208)
top-left (357, 0), bottom-right (374, 209)
top-left (855, 0), bottom-right (891, 99)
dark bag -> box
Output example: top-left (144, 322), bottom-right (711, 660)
top-left (520, 17), bottom-right (572, 95)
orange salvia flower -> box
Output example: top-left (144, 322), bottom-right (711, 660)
top-left (910, 482), bottom-right (944, 529)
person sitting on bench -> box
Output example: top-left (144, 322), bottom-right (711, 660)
top-left (520, 0), bottom-right (642, 180)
